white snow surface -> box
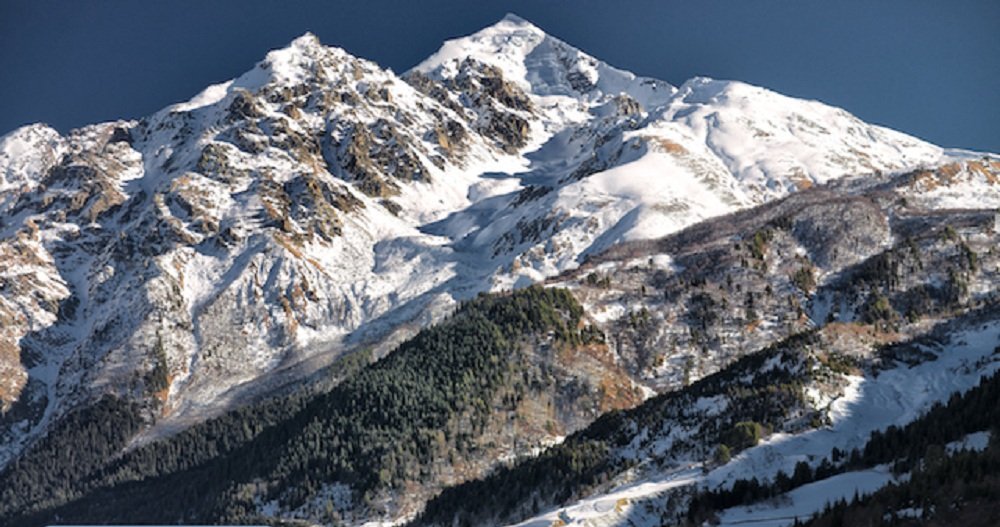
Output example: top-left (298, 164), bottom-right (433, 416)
top-left (946, 430), bottom-right (991, 454)
top-left (511, 466), bottom-right (703, 527)
top-left (414, 13), bottom-right (677, 109)
top-left (717, 466), bottom-right (896, 527)
top-left (0, 124), bottom-right (66, 208)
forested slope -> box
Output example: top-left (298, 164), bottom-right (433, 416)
top-left (3, 286), bottom-right (624, 525)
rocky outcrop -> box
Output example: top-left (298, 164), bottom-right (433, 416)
top-left (326, 119), bottom-right (433, 197)
top-left (408, 58), bottom-right (535, 154)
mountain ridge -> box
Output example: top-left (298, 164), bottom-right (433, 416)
top-left (0, 16), bottom-right (997, 524)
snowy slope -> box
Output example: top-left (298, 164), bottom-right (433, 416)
top-left (506, 320), bottom-right (1000, 527)
top-left (716, 466), bottom-right (897, 527)
top-left (411, 14), bottom-right (945, 289)
top-left (0, 124), bottom-right (66, 211)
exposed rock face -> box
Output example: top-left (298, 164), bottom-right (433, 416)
top-left (407, 58), bottom-right (534, 153)
top-left (327, 119), bottom-right (432, 197)
top-left (226, 89), bottom-right (263, 121)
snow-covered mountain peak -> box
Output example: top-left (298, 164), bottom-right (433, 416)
top-left (498, 12), bottom-right (533, 26)
top-left (413, 14), bottom-right (675, 108)
top-left (0, 123), bottom-right (66, 203)
top-left (167, 32), bottom-right (381, 116)
top-left (257, 31), bottom-right (362, 84)
top-left (288, 31), bottom-right (322, 50)
top-left (0, 122), bottom-right (60, 150)
top-left (414, 12), bottom-right (545, 74)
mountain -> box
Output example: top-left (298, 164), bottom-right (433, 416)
top-left (0, 12), bottom-right (998, 527)
top-left (4, 148), bottom-right (998, 527)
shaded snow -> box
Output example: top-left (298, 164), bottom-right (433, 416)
top-left (717, 466), bottom-right (896, 527)
top-left (946, 430), bottom-right (991, 454)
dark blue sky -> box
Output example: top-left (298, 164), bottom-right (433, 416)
top-left (2, 1), bottom-right (997, 152)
